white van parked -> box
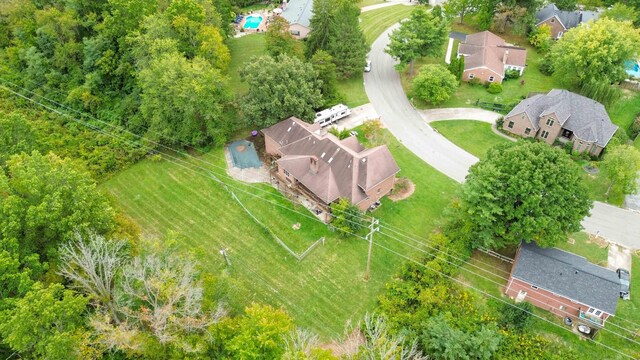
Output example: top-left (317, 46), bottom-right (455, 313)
top-left (314, 104), bottom-right (351, 127)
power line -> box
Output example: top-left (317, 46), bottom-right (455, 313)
top-left (2, 81), bottom-right (640, 354)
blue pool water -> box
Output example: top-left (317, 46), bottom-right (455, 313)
top-left (243, 15), bottom-right (263, 30)
top-left (626, 60), bottom-right (640, 78)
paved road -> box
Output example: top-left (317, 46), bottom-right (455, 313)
top-left (364, 25), bottom-right (477, 183)
top-left (364, 25), bottom-right (640, 249)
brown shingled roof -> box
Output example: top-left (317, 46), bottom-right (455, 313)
top-left (263, 118), bottom-right (400, 206)
top-left (457, 31), bottom-right (527, 76)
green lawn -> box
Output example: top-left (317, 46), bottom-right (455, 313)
top-left (430, 120), bottom-right (510, 159)
top-left (101, 130), bottom-right (457, 338)
top-left (335, 73), bottom-right (368, 108)
top-left (609, 92), bottom-right (640, 134)
top-left (635, 134), bottom-right (640, 149)
top-left (359, 0), bottom-right (385, 7)
top-left (555, 232), bottom-right (608, 266)
top-left (360, 5), bottom-right (419, 46)
top-left (226, 34), bottom-right (267, 95)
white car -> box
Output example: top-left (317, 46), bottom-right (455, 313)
top-left (364, 60), bottom-right (372, 72)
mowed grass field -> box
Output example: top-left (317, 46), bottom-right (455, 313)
top-left (360, 5), bottom-right (418, 45)
top-left (226, 33), bottom-right (266, 95)
top-left (101, 130), bottom-right (457, 337)
top-left (430, 120), bottom-right (511, 159)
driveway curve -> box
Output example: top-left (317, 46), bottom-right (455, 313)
top-left (364, 24), bottom-right (640, 249)
top-left (364, 25), bottom-right (477, 183)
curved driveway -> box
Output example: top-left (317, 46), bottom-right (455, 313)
top-left (364, 24), bottom-right (640, 249)
top-left (364, 25), bottom-right (477, 183)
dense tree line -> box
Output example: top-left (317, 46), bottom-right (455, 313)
top-left (0, 0), bottom-right (235, 148)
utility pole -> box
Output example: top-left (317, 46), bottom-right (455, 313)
top-left (364, 217), bottom-right (380, 281)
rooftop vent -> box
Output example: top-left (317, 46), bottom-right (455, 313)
top-left (328, 157), bottom-right (334, 163)
top-left (362, 158), bottom-right (367, 163)
top-left (321, 152), bottom-right (326, 158)
top-left (287, 126), bottom-right (292, 132)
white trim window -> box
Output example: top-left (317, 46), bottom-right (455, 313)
top-left (488, 76), bottom-right (495, 82)
top-left (469, 73), bottom-right (475, 79)
top-left (541, 130), bottom-right (549, 139)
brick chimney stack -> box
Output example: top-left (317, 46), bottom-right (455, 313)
top-left (310, 156), bottom-right (319, 174)
top-left (503, 49), bottom-right (509, 65)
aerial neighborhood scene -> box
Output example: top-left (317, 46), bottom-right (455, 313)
top-left (1, 0), bottom-right (640, 358)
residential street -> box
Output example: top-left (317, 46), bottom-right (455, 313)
top-left (364, 25), bottom-right (640, 249)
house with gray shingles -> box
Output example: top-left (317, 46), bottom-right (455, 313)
top-left (535, 4), bottom-right (601, 40)
top-left (262, 117), bottom-right (400, 213)
top-left (506, 242), bottom-right (619, 328)
top-left (456, 31), bottom-right (527, 84)
top-left (503, 89), bottom-right (618, 156)
top-left (280, 0), bottom-right (313, 39)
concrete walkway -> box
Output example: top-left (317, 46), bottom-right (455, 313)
top-left (419, 108), bottom-right (502, 123)
top-left (365, 23), bottom-right (640, 249)
top-left (334, 103), bottom-right (379, 131)
top-left (444, 38), bottom-right (454, 64)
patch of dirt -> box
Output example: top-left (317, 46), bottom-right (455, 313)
top-left (587, 234), bottom-right (609, 248)
top-left (388, 178), bottom-right (415, 202)
top-left (292, 223), bottom-right (301, 230)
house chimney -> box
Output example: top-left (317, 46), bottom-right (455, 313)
top-left (310, 156), bottom-right (319, 174)
top-left (503, 49), bottom-right (509, 65)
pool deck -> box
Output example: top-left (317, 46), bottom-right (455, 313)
top-left (239, 11), bottom-right (269, 34)
top-left (224, 147), bottom-right (269, 184)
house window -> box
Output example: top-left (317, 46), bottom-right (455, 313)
top-left (557, 31), bottom-right (564, 38)
top-left (546, 118), bottom-right (554, 126)
top-left (469, 73), bottom-right (475, 79)
top-left (283, 169), bottom-right (290, 177)
top-left (488, 76), bottom-right (495, 82)
top-left (508, 121), bottom-right (514, 129)
top-left (524, 128), bottom-right (531, 135)
top-left (541, 130), bottom-right (549, 139)
top-left (550, 18), bottom-right (555, 23)
top-left (290, 30), bottom-right (300, 36)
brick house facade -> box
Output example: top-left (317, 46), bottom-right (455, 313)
top-left (535, 4), bottom-right (601, 40)
top-left (503, 90), bottom-right (618, 156)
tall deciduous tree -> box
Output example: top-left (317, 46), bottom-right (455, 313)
top-left (305, 0), bottom-right (336, 58)
top-left (412, 64), bottom-right (458, 105)
top-left (444, 0), bottom-right (480, 24)
top-left (601, 144), bottom-right (640, 197)
top-left (326, 0), bottom-right (369, 79)
top-left (225, 304), bottom-right (294, 359)
top-left (0, 283), bottom-right (90, 360)
top-left (138, 52), bottom-right (232, 146)
top-left (0, 151), bottom-right (115, 260)
top-left (240, 54), bottom-right (323, 128)
top-left (386, 8), bottom-right (449, 75)
top-left (330, 198), bottom-right (365, 237)
top-left (265, 16), bottom-right (303, 59)
top-left (458, 141), bottom-right (592, 249)
top-left (550, 18), bottom-right (640, 87)
top-left (601, 3), bottom-right (640, 24)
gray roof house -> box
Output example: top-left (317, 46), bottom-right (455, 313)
top-left (535, 4), bottom-right (601, 39)
top-left (506, 242), bottom-right (620, 327)
top-left (503, 89), bottom-right (617, 156)
top-left (280, 0), bottom-right (313, 39)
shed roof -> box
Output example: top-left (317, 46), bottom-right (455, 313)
top-left (512, 242), bottom-right (620, 315)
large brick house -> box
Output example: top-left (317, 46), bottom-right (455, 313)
top-left (456, 31), bottom-right (527, 84)
top-left (503, 89), bottom-right (618, 156)
top-left (535, 4), bottom-right (601, 39)
top-left (506, 242), bottom-right (620, 328)
top-left (262, 117), bottom-right (400, 212)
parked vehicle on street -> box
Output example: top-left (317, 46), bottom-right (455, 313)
top-left (617, 268), bottom-right (631, 300)
top-left (364, 59), bottom-right (372, 72)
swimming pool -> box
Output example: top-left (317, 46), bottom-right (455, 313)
top-left (243, 15), bottom-right (263, 30)
top-left (626, 60), bottom-right (640, 78)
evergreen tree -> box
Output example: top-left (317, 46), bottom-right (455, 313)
top-left (305, 0), bottom-right (336, 58)
top-left (327, 0), bottom-right (369, 79)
